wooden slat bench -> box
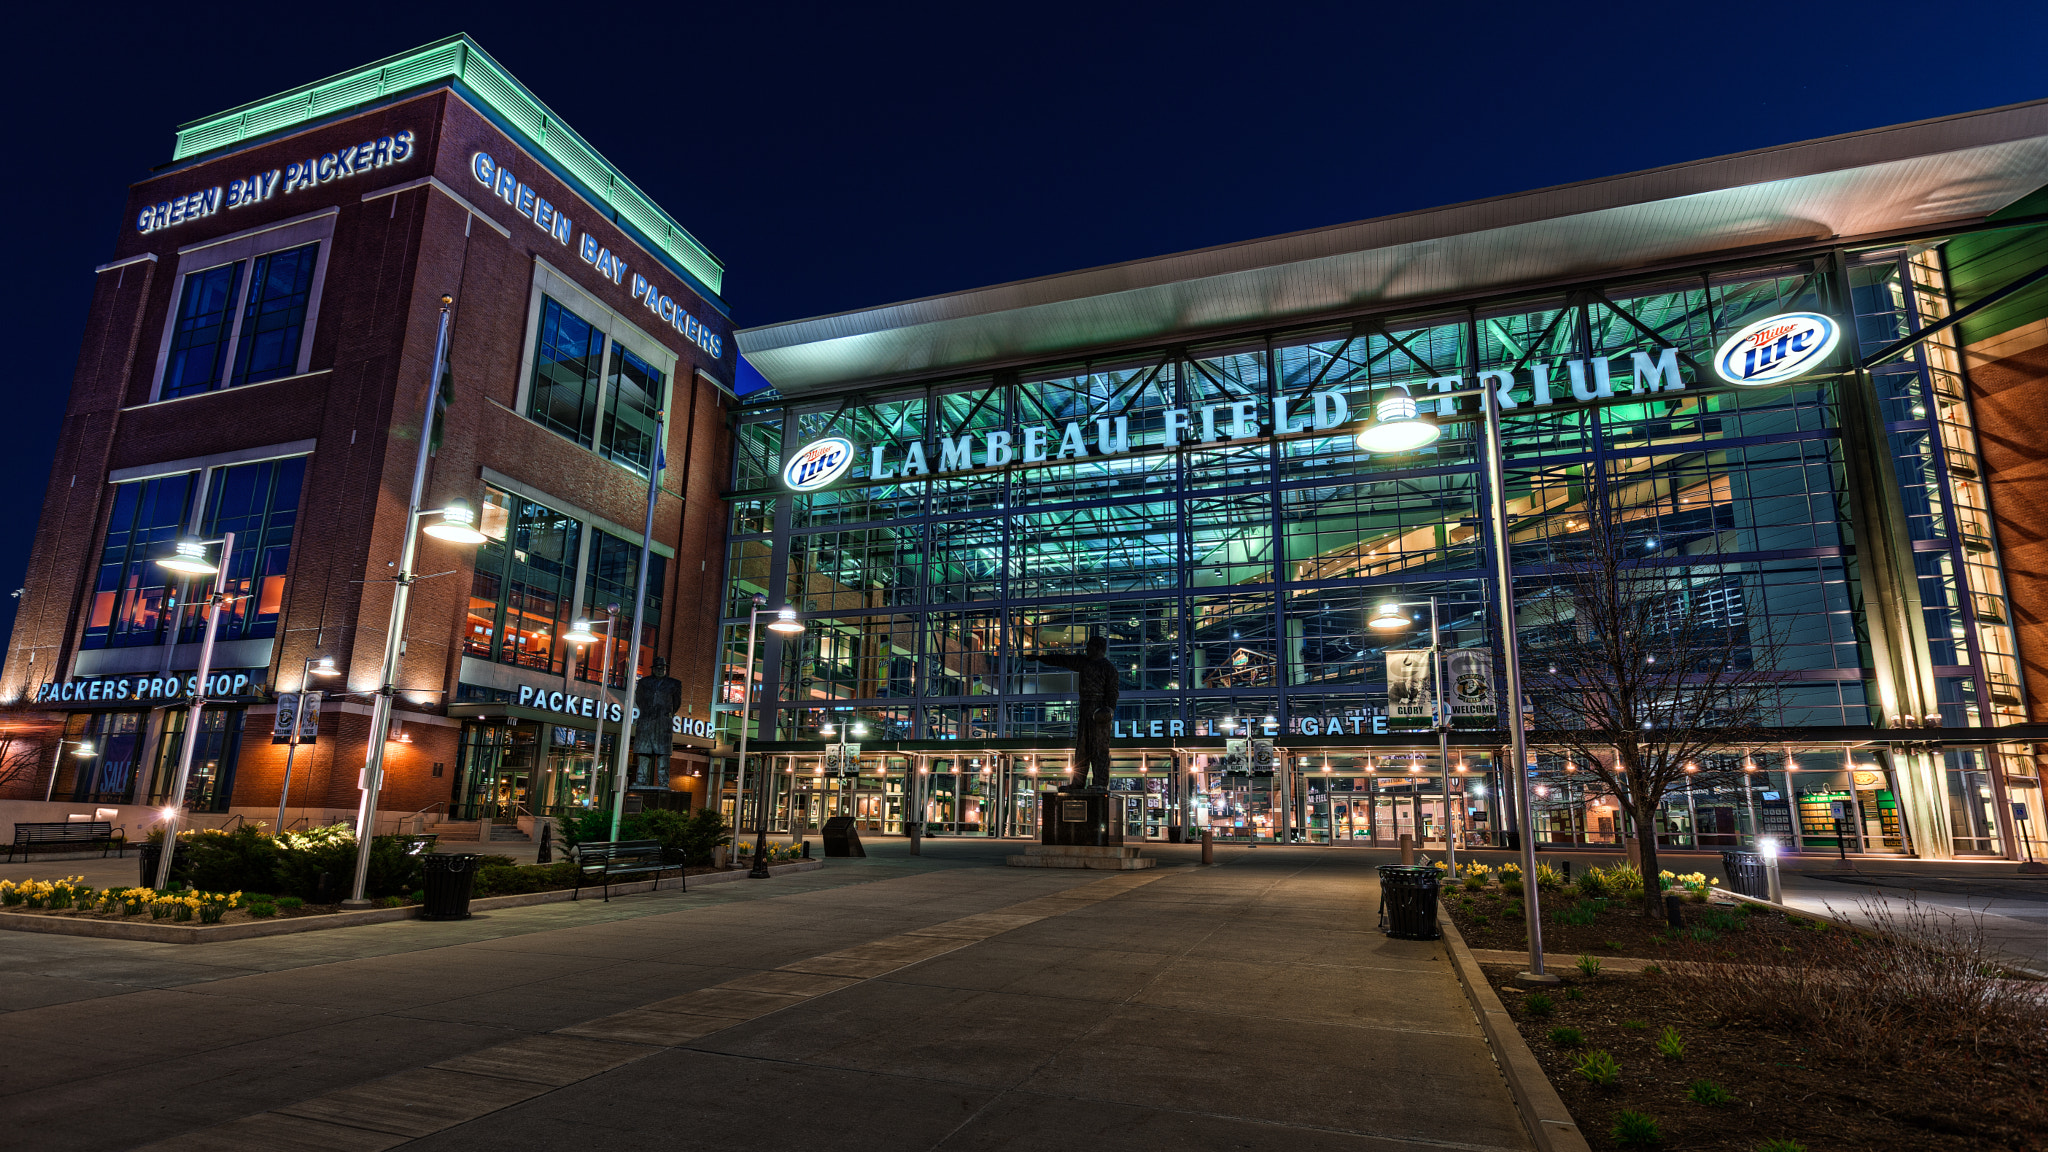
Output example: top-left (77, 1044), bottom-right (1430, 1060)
top-left (571, 839), bottom-right (674, 901)
top-left (7, 821), bottom-right (118, 863)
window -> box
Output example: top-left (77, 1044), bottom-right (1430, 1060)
top-left (602, 345), bottom-right (664, 476)
top-left (86, 474), bottom-right (196, 649)
top-left (465, 485), bottom-right (670, 682)
top-left (159, 243), bottom-right (320, 400)
top-left (528, 297), bottom-right (604, 447)
top-left (229, 245), bottom-right (320, 388)
top-left (466, 486), bottom-right (582, 673)
top-left (575, 531), bottom-right (667, 685)
top-left (520, 279), bottom-right (672, 474)
top-left (85, 458), bottom-right (306, 651)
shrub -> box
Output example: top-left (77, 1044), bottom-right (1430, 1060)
top-left (1689, 926), bottom-right (1718, 943)
top-left (473, 861), bottom-right (580, 897)
top-left (1688, 1080), bottom-right (1733, 1106)
top-left (1574, 870), bottom-right (1609, 899)
top-left (1703, 910), bottom-right (1743, 933)
top-left (273, 830), bottom-right (424, 900)
top-left (1534, 862), bottom-right (1566, 891)
top-left (180, 825), bottom-right (281, 893)
top-left (1470, 914), bottom-right (1491, 926)
top-left (1564, 985), bottom-right (1584, 1001)
top-left (1755, 1142), bottom-right (1807, 1152)
top-left (1575, 1049), bottom-right (1620, 1086)
top-left (1577, 954), bottom-right (1602, 977)
top-left (1610, 1110), bottom-right (1661, 1147)
top-left (1502, 879), bottom-right (1525, 899)
top-left (640, 807), bottom-right (733, 866)
top-left (275, 896), bottom-right (304, 910)
top-left (1462, 874), bottom-right (1487, 892)
top-left (1655, 1026), bottom-right (1685, 1060)
top-left (1548, 1026), bottom-right (1584, 1047)
top-left (247, 902), bottom-right (278, 919)
top-left (1601, 863), bottom-right (1645, 894)
top-left (1523, 992), bottom-right (1554, 1016)
top-left (1559, 904), bottom-right (1597, 927)
top-left (374, 895), bottom-right (403, 909)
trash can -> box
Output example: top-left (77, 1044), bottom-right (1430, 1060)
top-left (1377, 864), bottom-right (1442, 940)
top-left (420, 853), bottom-right (480, 921)
top-left (1719, 850), bottom-right (1768, 900)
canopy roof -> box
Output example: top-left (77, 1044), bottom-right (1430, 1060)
top-left (740, 99), bottom-right (2048, 396)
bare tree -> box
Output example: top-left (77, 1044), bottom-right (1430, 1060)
top-left (1520, 511), bottom-right (1785, 918)
top-left (0, 708), bottom-right (56, 798)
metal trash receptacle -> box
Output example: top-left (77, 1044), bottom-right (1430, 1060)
top-left (1377, 864), bottom-right (1442, 940)
top-left (421, 853), bottom-right (480, 920)
top-left (1719, 850), bottom-right (1768, 900)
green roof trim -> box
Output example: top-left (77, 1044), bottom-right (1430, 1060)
top-left (1949, 182), bottom-right (2048, 347)
top-left (172, 34), bottom-right (724, 298)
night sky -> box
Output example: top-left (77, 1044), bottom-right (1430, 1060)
top-left (4, 1), bottom-right (2045, 643)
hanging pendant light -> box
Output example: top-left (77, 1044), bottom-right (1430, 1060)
top-left (1355, 389), bottom-right (1442, 453)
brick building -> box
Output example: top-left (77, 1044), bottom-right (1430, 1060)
top-left (0, 36), bottom-right (735, 840)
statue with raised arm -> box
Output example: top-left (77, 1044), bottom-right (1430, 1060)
top-left (1029, 634), bottom-right (1118, 791)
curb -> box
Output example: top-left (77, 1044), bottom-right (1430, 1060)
top-left (0, 859), bottom-right (825, 944)
top-left (1438, 909), bottom-right (1592, 1152)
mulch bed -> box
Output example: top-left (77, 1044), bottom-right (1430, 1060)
top-left (1444, 883), bottom-right (1839, 961)
top-left (1482, 962), bottom-right (2046, 1152)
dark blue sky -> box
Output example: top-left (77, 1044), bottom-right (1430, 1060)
top-left (5, 1), bottom-right (2045, 642)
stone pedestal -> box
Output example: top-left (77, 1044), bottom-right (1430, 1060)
top-left (1009, 791), bottom-right (1151, 869)
top-left (1007, 844), bottom-right (1155, 870)
top-left (1040, 790), bottom-right (1121, 847)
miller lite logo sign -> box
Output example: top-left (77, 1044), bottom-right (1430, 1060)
top-left (783, 437), bottom-right (855, 491)
top-left (1712, 312), bottom-right (1840, 386)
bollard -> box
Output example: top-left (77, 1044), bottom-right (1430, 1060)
top-left (1664, 891), bottom-right (1686, 930)
top-left (1765, 854), bottom-right (1782, 903)
top-left (1201, 827), bottom-right (1214, 864)
top-left (908, 822), bottom-right (922, 856)
top-left (1399, 834), bottom-right (1414, 865)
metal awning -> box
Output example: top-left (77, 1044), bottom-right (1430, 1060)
top-left (739, 99), bottom-right (2048, 395)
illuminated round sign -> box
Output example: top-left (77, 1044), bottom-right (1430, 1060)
top-left (1712, 312), bottom-right (1840, 386)
top-left (783, 437), bottom-right (856, 490)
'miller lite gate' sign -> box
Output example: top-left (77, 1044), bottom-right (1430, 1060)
top-left (781, 314), bottom-right (1840, 491)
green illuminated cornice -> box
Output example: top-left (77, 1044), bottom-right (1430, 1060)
top-left (172, 34), bottom-right (724, 298)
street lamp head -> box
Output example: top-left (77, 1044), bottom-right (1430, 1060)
top-left (819, 720), bottom-right (836, 736)
top-left (72, 741), bottom-right (95, 756)
top-left (423, 499), bottom-right (488, 544)
top-left (1354, 390), bottom-right (1442, 453)
top-left (850, 721), bottom-right (869, 738)
top-left (768, 606), bottom-right (806, 634)
top-left (1368, 602), bottom-right (1411, 631)
top-left (310, 656), bottom-right (340, 677)
top-left (156, 539), bottom-right (219, 576)
top-left (563, 619), bottom-right (600, 645)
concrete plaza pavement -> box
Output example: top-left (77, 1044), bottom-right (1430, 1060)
top-left (1, 841), bottom-right (1531, 1152)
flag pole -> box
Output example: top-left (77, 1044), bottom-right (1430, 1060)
top-left (611, 410), bottom-right (668, 840)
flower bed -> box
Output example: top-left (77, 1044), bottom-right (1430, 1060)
top-left (1442, 863), bottom-right (1849, 962)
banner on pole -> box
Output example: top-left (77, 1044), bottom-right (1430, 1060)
top-left (297, 690), bottom-right (322, 743)
top-left (1447, 649), bottom-right (1497, 722)
top-left (272, 694), bottom-right (299, 744)
top-left (1386, 649), bottom-right (1435, 727)
top-left (1223, 738), bottom-right (1249, 774)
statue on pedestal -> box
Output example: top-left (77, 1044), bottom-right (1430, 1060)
top-left (631, 658), bottom-right (683, 788)
top-left (1028, 634), bottom-right (1118, 791)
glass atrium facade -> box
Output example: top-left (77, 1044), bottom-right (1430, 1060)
top-left (719, 244), bottom-right (2041, 859)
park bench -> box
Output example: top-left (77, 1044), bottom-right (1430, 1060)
top-left (572, 839), bottom-right (675, 901)
top-left (7, 821), bottom-right (119, 863)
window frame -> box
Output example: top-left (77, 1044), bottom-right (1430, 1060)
top-left (148, 209), bottom-right (337, 403)
top-left (515, 259), bottom-right (678, 475)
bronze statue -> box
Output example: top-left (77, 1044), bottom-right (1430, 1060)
top-left (1029, 634), bottom-right (1118, 791)
top-left (631, 657), bottom-right (683, 788)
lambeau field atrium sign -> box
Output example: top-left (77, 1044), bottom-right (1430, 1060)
top-left (780, 313), bottom-right (1843, 490)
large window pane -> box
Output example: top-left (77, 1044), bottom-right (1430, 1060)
top-left (228, 243), bottom-right (318, 387)
top-left (162, 263), bottom-right (243, 399)
top-left (527, 297), bottom-right (603, 448)
top-left (84, 474), bottom-right (196, 650)
top-left (601, 343), bottom-right (664, 476)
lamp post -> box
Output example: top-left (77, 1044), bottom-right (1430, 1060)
top-left (564, 606), bottom-right (619, 815)
top-left (1368, 596), bottom-right (1456, 875)
top-left (43, 738), bottom-right (101, 803)
top-left (151, 532), bottom-right (237, 890)
top-left (732, 594), bottom-right (803, 879)
top-left (607, 408), bottom-right (668, 842)
top-left (342, 295), bottom-right (485, 907)
top-left (1354, 373), bottom-right (1548, 981)
top-left (276, 655), bottom-right (340, 835)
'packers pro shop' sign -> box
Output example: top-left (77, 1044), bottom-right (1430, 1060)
top-left (36, 670), bottom-right (269, 706)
